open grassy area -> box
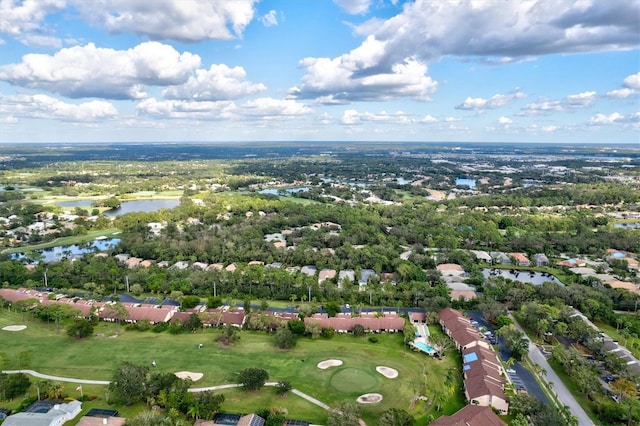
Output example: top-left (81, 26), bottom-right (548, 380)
top-left (0, 310), bottom-right (465, 424)
top-left (1, 228), bottom-right (121, 255)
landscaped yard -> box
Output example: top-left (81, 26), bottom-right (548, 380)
top-left (0, 310), bottom-right (465, 424)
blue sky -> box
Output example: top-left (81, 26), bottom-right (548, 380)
top-left (0, 0), bottom-right (638, 143)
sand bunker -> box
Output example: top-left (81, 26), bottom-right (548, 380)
top-left (175, 371), bottom-right (203, 381)
top-left (2, 325), bottom-right (27, 331)
top-left (376, 366), bottom-right (398, 379)
top-left (317, 359), bottom-right (343, 369)
top-left (356, 393), bottom-right (383, 404)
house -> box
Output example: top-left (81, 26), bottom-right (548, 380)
top-left (338, 269), bottom-right (355, 287)
top-left (114, 254), bottom-right (131, 263)
top-left (304, 312), bottom-right (404, 333)
top-left (3, 400), bottom-right (82, 426)
top-left (157, 260), bottom-right (170, 268)
top-left (192, 262), bottom-right (209, 270)
top-left (470, 250), bottom-right (492, 263)
top-left (489, 252), bottom-right (511, 264)
top-left (410, 311), bottom-right (426, 323)
top-left (439, 308), bottom-right (508, 414)
top-left (225, 263), bottom-right (237, 272)
top-left (437, 263), bottom-right (465, 277)
top-left (532, 253), bottom-right (549, 266)
top-left (222, 309), bottom-right (246, 327)
top-left (75, 416), bottom-right (126, 426)
top-left (300, 265), bottom-right (317, 277)
top-left (124, 257), bottom-right (142, 268)
top-left (318, 269), bottom-right (336, 284)
top-left (207, 263), bottom-right (224, 271)
top-left (358, 269), bottom-right (377, 286)
top-left (509, 253), bottom-right (530, 266)
top-left (556, 258), bottom-right (586, 268)
top-left (171, 261), bottom-right (189, 270)
top-left (430, 405), bottom-right (506, 426)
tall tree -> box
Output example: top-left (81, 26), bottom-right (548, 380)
top-left (327, 401), bottom-right (361, 426)
top-left (238, 368), bottom-right (269, 391)
top-left (379, 409), bottom-right (413, 426)
top-left (108, 362), bottom-right (149, 405)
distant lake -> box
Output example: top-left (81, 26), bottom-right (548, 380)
top-left (12, 238), bottom-right (121, 263)
top-left (57, 200), bottom-right (94, 208)
top-left (615, 223), bottom-right (640, 229)
top-left (258, 187), bottom-right (309, 195)
top-left (482, 268), bottom-right (564, 286)
top-left (397, 178), bottom-right (413, 185)
top-left (456, 178), bottom-right (476, 189)
top-left (104, 199), bottom-right (180, 217)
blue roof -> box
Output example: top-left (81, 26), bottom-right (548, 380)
top-left (463, 364), bottom-right (471, 371)
top-left (463, 352), bottom-right (478, 363)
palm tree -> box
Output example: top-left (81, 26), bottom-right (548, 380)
top-left (43, 381), bottom-right (65, 399)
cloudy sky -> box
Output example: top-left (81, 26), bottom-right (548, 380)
top-left (1, 0), bottom-right (639, 143)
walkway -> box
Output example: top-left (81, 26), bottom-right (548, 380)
top-left (2, 370), bottom-right (333, 412)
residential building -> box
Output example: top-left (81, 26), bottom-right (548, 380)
top-left (430, 405), bottom-right (506, 426)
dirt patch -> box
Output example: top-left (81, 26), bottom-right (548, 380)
top-left (356, 393), bottom-right (383, 404)
top-left (2, 325), bottom-right (27, 331)
top-left (175, 371), bottom-right (203, 381)
top-left (375, 366), bottom-right (398, 379)
top-left (317, 359), bottom-right (343, 369)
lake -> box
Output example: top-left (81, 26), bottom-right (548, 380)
top-left (258, 187), bottom-right (310, 195)
top-left (103, 199), bottom-right (181, 216)
top-left (12, 238), bottom-right (121, 263)
top-left (615, 223), bottom-right (640, 229)
top-left (482, 268), bottom-right (564, 286)
top-left (456, 178), bottom-right (477, 189)
top-left (57, 200), bottom-right (94, 208)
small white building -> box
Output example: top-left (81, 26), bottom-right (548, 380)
top-left (3, 400), bottom-right (82, 426)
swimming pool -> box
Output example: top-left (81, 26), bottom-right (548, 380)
top-left (414, 341), bottom-right (436, 354)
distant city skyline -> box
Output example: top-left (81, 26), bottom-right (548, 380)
top-left (0, 0), bottom-right (638, 144)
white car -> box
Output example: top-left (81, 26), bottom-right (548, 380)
top-left (506, 368), bottom-right (516, 374)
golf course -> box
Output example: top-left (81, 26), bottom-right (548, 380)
top-left (0, 309), bottom-right (465, 424)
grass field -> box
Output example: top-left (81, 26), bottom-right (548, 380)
top-left (0, 310), bottom-right (465, 424)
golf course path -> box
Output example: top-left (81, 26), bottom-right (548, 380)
top-left (2, 369), bottom-right (110, 385)
top-left (1, 371), bottom-right (345, 420)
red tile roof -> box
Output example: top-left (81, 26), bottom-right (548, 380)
top-left (430, 405), bottom-right (506, 426)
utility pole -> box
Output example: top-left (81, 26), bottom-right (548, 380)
top-left (213, 281), bottom-right (217, 298)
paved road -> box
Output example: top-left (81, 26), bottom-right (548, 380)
top-left (510, 319), bottom-right (594, 426)
top-left (2, 371), bottom-right (334, 413)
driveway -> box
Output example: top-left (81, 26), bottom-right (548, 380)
top-left (466, 311), bottom-right (549, 405)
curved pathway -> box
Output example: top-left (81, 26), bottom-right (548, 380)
top-left (1, 370), bottom-right (332, 412)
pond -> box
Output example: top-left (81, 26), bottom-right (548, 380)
top-left (615, 223), bottom-right (640, 229)
top-left (103, 199), bottom-right (181, 216)
top-left (12, 238), bottom-right (121, 263)
top-left (258, 187), bottom-right (310, 195)
top-left (456, 178), bottom-right (476, 189)
top-left (57, 200), bottom-right (94, 208)
top-left (482, 268), bottom-right (564, 286)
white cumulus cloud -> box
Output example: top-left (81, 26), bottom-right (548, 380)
top-left (0, 0), bottom-right (65, 35)
top-left (0, 42), bottom-right (201, 99)
top-left (623, 72), bottom-right (640, 89)
top-left (498, 116), bottom-right (513, 124)
top-left (590, 112), bottom-right (640, 125)
top-left (520, 91), bottom-right (597, 115)
top-left (333, 0), bottom-right (373, 15)
top-left (352, 0), bottom-right (640, 68)
top-left (137, 97), bottom-right (311, 121)
top-left (456, 91), bottom-right (526, 111)
top-left (73, 0), bottom-right (258, 42)
top-left (0, 93), bottom-right (117, 121)
top-left (341, 109), bottom-right (411, 125)
top-left (290, 35), bottom-right (437, 103)
top-left (259, 10), bottom-right (278, 27)
top-left (163, 64), bottom-right (265, 101)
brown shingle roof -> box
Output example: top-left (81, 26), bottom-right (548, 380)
top-left (430, 405), bottom-right (506, 426)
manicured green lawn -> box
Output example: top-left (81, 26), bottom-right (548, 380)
top-left (595, 320), bottom-right (640, 360)
top-left (0, 311), bottom-right (466, 424)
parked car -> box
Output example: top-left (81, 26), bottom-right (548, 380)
top-left (506, 368), bottom-right (516, 374)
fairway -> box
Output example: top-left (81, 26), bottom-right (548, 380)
top-left (329, 367), bottom-right (379, 393)
top-left (0, 311), bottom-right (465, 424)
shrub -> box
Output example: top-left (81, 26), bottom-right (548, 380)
top-left (168, 322), bottom-right (186, 334)
top-left (321, 327), bottom-right (335, 339)
top-left (152, 322), bottom-right (169, 333)
top-left (368, 336), bottom-right (379, 343)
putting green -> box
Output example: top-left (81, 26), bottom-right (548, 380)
top-left (329, 367), bottom-right (379, 394)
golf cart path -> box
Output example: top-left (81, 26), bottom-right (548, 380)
top-left (2, 371), bottom-right (334, 413)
